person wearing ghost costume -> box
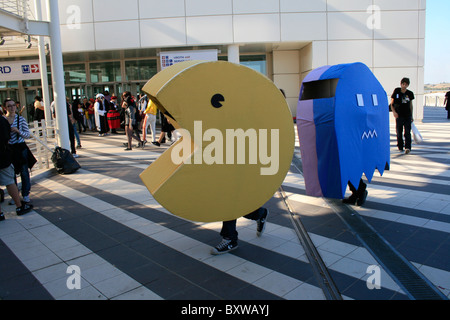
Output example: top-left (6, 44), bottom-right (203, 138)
top-left (94, 94), bottom-right (108, 136)
top-left (297, 62), bottom-right (390, 207)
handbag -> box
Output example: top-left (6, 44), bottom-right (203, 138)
top-left (27, 145), bottom-right (37, 169)
top-left (411, 122), bottom-right (423, 144)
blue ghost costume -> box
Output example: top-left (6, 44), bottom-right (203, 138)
top-left (297, 62), bottom-right (390, 204)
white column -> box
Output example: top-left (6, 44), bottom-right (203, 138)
top-left (34, 0), bottom-right (51, 124)
top-left (46, 0), bottom-right (70, 150)
top-left (228, 44), bottom-right (240, 64)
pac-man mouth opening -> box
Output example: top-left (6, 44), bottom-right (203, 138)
top-left (163, 110), bottom-right (176, 122)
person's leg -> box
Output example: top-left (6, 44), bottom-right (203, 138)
top-left (68, 122), bottom-right (76, 154)
top-left (211, 220), bottom-right (239, 255)
top-left (73, 123), bottom-right (81, 147)
top-left (356, 179), bottom-right (368, 206)
top-left (343, 181), bottom-right (358, 204)
top-left (404, 118), bottom-right (412, 152)
top-left (150, 115), bottom-right (157, 142)
top-left (243, 207), bottom-right (269, 237)
top-left (395, 117), bottom-right (404, 151)
top-left (0, 165), bottom-right (33, 220)
top-left (125, 126), bottom-right (132, 150)
top-left (142, 115), bottom-right (149, 142)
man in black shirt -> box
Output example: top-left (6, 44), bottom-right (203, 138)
top-left (391, 77), bottom-right (415, 154)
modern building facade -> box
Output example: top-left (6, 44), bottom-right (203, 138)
top-left (1, 0), bottom-right (427, 121)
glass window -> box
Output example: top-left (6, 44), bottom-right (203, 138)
top-left (90, 61), bottom-right (121, 83)
top-left (64, 64), bottom-right (86, 84)
top-left (0, 81), bottom-right (19, 88)
top-left (88, 51), bottom-right (121, 61)
top-left (125, 59), bottom-right (157, 81)
top-left (240, 55), bottom-right (266, 75)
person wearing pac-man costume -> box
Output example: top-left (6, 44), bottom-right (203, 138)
top-left (139, 60), bottom-right (294, 223)
top-left (297, 62), bottom-right (390, 204)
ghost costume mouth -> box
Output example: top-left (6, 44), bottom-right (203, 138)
top-left (361, 129), bottom-right (378, 140)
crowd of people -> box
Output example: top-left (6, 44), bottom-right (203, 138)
top-left (57, 90), bottom-right (178, 154)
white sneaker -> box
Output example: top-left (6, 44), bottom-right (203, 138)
top-left (73, 154), bottom-right (79, 158)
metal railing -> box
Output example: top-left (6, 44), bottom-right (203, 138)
top-left (0, 0), bottom-right (34, 19)
top-left (424, 94), bottom-right (446, 107)
top-left (27, 119), bottom-right (58, 172)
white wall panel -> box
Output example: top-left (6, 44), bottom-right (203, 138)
top-left (281, 13), bottom-right (327, 41)
top-left (233, 14), bottom-right (280, 43)
top-left (92, 0), bottom-right (138, 22)
top-left (312, 41), bottom-right (328, 68)
top-left (375, 11), bottom-right (419, 39)
top-left (374, 0), bottom-right (419, 11)
top-left (140, 18), bottom-right (187, 47)
top-left (327, 0), bottom-right (372, 11)
top-left (94, 21), bottom-right (140, 50)
top-left (60, 23), bottom-right (95, 52)
top-left (419, 10), bottom-right (426, 39)
top-left (58, 0), bottom-right (93, 24)
top-left (373, 67), bottom-right (418, 98)
top-left (232, 0), bottom-right (279, 14)
top-left (185, 0), bottom-right (232, 16)
top-left (374, 39), bottom-right (418, 67)
top-left (186, 16), bottom-right (233, 45)
top-left (138, 0), bottom-right (185, 19)
top-left (327, 40), bottom-right (373, 67)
top-left (273, 51), bottom-right (299, 74)
top-left (280, 0), bottom-right (326, 12)
top-left (328, 12), bottom-right (372, 40)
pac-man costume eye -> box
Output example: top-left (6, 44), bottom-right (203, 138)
top-left (211, 93), bottom-right (224, 108)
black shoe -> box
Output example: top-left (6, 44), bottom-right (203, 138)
top-left (211, 238), bottom-right (238, 255)
top-left (342, 194), bottom-right (357, 205)
top-left (152, 141), bottom-right (160, 147)
top-left (357, 190), bottom-right (368, 206)
top-left (124, 147), bottom-right (132, 151)
top-left (0, 212), bottom-right (5, 221)
top-left (16, 202), bottom-right (33, 216)
top-left (141, 141), bottom-right (147, 149)
top-left (256, 208), bottom-right (269, 237)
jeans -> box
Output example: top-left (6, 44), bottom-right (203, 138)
top-left (14, 148), bottom-right (31, 198)
top-left (73, 123), bottom-right (81, 146)
top-left (220, 207), bottom-right (266, 241)
top-left (395, 116), bottom-right (412, 150)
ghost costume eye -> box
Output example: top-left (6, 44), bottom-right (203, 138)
top-left (372, 94), bottom-right (378, 106)
top-left (211, 94), bottom-right (225, 108)
top-left (356, 94), bottom-right (364, 107)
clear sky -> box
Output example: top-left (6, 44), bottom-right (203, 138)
top-left (424, 0), bottom-right (450, 84)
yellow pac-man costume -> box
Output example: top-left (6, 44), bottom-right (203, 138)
top-left (140, 60), bottom-right (294, 222)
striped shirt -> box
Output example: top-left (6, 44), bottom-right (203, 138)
top-left (8, 114), bottom-right (30, 145)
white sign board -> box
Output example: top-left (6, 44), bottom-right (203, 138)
top-left (160, 49), bottom-right (218, 70)
top-left (0, 60), bottom-right (41, 81)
